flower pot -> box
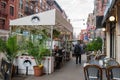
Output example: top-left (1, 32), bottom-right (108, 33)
top-left (33, 66), bottom-right (43, 76)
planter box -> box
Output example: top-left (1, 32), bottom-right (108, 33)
top-left (14, 56), bottom-right (36, 75)
top-left (14, 56), bottom-right (54, 75)
top-left (41, 56), bottom-right (54, 74)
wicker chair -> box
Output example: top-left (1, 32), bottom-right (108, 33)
top-left (96, 54), bottom-right (106, 60)
top-left (107, 65), bottom-right (120, 80)
top-left (107, 59), bottom-right (119, 66)
top-left (87, 54), bottom-right (95, 62)
top-left (84, 64), bottom-right (102, 80)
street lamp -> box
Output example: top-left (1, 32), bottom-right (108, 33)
top-left (109, 15), bottom-right (116, 58)
top-left (109, 16), bottom-right (115, 22)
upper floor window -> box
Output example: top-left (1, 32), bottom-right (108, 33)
top-left (30, 6), bottom-right (33, 9)
top-left (19, 0), bottom-right (23, 9)
top-left (40, 0), bottom-right (42, 3)
top-left (40, 0), bottom-right (42, 6)
top-left (10, 6), bottom-right (14, 16)
top-left (0, 19), bottom-right (5, 29)
top-left (35, 7), bottom-right (39, 13)
top-left (1, 2), bottom-right (6, 8)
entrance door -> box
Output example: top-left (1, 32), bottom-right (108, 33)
top-left (110, 23), bottom-right (116, 58)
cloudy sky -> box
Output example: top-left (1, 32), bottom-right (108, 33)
top-left (55, 0), bottom-right (94, 36)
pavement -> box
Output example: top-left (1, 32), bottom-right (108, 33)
top-left (12, 54), bottom-right (87, 80)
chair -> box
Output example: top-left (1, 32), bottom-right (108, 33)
top-left (1, 59), bottom-right (12, 80)
top-left (107, 65), bottom-right (120, 80)
top-left (84, 64), bottom-right (102, 80)
top-left (96, 54), bottom-right (106, 60)
top-left (107, 59), bottom-right (119, 66)
top-left (87, 54), bottom-right (95, 62)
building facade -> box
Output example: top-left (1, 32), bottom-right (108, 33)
top-left (86, 0), bottom-right (108, 53)
top-left (86, 13), bottom-right (95, 40)
top-left (101, 0), bottom-right (120, 63)
top-left (0, 0), bottom-right (17, 39)
top-left (94, 0), bottom-right (120, 63)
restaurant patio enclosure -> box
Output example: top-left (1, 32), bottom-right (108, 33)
top-left (10, 9), bottom-right (73, 74)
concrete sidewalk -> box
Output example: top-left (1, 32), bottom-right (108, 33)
top-left (12, 54), bottom-right (87, 80)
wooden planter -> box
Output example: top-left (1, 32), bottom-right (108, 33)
top-left (33, 66), bottom-right (43, 76)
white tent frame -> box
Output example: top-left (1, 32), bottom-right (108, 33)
top-left (10, 9), bottom-right (73, 55)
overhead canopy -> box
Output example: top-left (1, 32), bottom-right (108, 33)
top-left (10, 9), bottom-right (73, 33)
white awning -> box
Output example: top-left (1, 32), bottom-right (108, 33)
top-left (10, 9), bottom-right (73, 32)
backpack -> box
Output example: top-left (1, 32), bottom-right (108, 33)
top-left (74, 44), bottom-right (81, 53)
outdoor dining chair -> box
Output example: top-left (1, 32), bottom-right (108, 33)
top-left (96, 54), bottom-right (106, 60)
top-left (87, 54), bottom-right (95, 62)
top-left (107, 59), bottom-right (119, 66)
top-left (84, 64), bottom-right (102, 80)
top-left (1, 59), bottom-right (12, 80)
top-left (107, 65), bottom-right (120, 80)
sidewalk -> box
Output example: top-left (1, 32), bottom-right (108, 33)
top-left (12, 54), bottom-right (87, 80)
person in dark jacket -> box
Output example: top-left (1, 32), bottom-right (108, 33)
top-left (54, 46), bottom-right (63, 69)
top-left (74, 41), bottom-right (82, 64)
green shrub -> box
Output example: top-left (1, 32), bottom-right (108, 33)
top-left (86, 37), bottom-right (102, 51)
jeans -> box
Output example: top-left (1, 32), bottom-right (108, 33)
top-left (75, 54), bottom-right (81, 64)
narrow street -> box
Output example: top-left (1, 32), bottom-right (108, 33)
top-left (13, 55), bottom-right (87, 80)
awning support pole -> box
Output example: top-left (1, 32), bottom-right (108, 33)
top-left (50, 25), bottom-right (53, 56)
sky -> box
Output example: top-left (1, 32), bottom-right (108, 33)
top-left (55, 0), bottom-right (94, 36)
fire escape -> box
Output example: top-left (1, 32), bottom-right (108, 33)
top-left (24, 0), bottom-right (38, 15)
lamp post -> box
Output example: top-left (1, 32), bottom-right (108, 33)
top-left (109, 16), bottom-right (116, 58)
top-left (109, 16), bottom-right (115, 22)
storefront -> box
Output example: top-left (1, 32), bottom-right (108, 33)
top-left (102, 0), bottom-right (120, 63)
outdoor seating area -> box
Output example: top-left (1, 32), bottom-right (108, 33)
top-left (107, 65), bottom-right (120, 80)
top-left (84, 64), bottom-right (102, 80)
top-left (84, 52), bottom-right (120, 80)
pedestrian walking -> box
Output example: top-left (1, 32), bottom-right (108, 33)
top-left (74, 40), bottom-right (82, 64)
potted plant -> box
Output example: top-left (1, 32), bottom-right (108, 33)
top-left (86, 37), bottom-right (102, 55)
top-left (26, 40), bottom-right (43, 76)
top-left (0, 38), bottom-right (6, 53)
top-left (27, 29), bottom-right (50, 76)
top-left (0, 36), bottom-right (19, 79)
top-left (5, 36), bottom-right (19, 63)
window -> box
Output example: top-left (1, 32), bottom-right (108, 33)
top-left (19, 0), bottom-right (23, 9)
top-left (1, 2), bottom-right (6, 8)
top-left (40, 0), bottom-right (42, 3)
top-left (30, 6), bottom-right (33, 9)
top-left (40, 0), bottom-right (42, 6)
top-left (35, 8), bottom-right (39, 13)
top-left (10, 6), bottom-right (14, 16)
top-left (0, 19), bottom-right (5, 29)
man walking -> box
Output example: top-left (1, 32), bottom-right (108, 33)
top-left (74, 40), bottom-right (82, 64)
